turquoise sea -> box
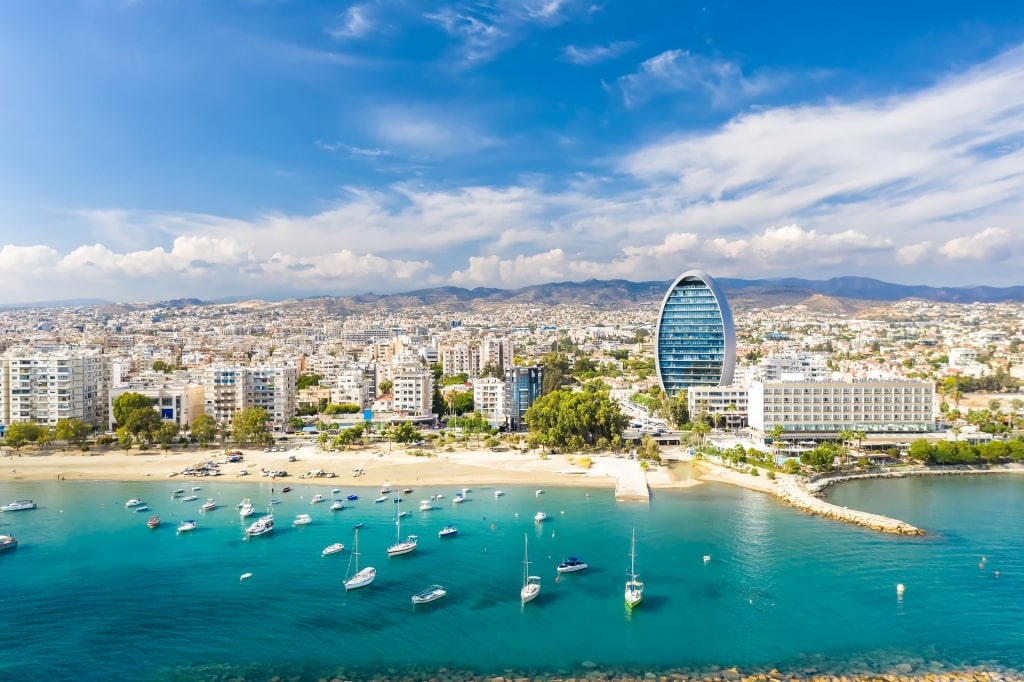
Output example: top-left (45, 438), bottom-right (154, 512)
top-left (1, 471), bottom-right (1022, 681)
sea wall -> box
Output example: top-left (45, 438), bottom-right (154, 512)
top-left (805, 463), bottom-right (1024, 494)
top-left (772, 475), bottom-right (924, 535)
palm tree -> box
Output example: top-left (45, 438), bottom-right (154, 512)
top-left (836, 429), bottom-right (854, 467)
top-left (769, 424), bottom-right (785, 466)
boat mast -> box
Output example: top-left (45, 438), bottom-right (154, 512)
top-left (629, 528), bottom-right (638, 583)
top-left (523, 533), bottom-right (529, 588)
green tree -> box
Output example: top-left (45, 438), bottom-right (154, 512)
top-left (391, 421), bottom-right (420, 444)
top-left (112, 392), bottom-right (155, 427)
top-left (125, 408), bottom-right (163, 446)
top-left (769, 424), bottom-right (785, 463)
top-left (156, 421), bottom-right (180, 449)
top-left (691, 420), bottom-right (710, 450)
top-left (479, 362), bottom-right (505, 379)
top-left (664, 392), bottom-right (689, 428)
top-left (441, 373), bottom-right (469, 387)
top-left (232, 408), bottom-right (273, 446)
top-left (378, 380), bottom-right (393, 396)
top-left (152, 360), bottom-right (173, 372)
top-left (540, 351), bottom-right (571, 394)
top-left (524, 382), bottom-right (629, 450)
top-left (116, 425), bottom-right (134, 450)
top-left (324, 403), bottom-right (361, 415)
top-left (296, 373), bottom-right (323, 390)
top-left (55, 418), bottom-right (90, 450)
top-left (638, 434), bottom-right (661, 461)
top-left (287, 416), bottom-right (305, 431)
top-left (35, 425), bottom-right (56, 450)
top-left (907, 439), bottom-right (934, 463)
top-left (190, 413), bottom-right (217, 448)
top-left (4, 421), bottom-right (41, 450)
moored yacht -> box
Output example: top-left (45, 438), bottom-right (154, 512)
top-left (181, 495), bottom-right (198, 502)
top-left (330, 500), bottom-right (345, 511)
top-left (374, 495), bottom-right (389, 503)
top-left (0, 534), bottom-right (18, 552)
top-left (293, 513), bottom-right (312, 526)
top-left (386, 499), bottom-right (418, 557)
top-left (177, 519), bottom-right (197, 533)
top-left (344, 527), bottom-right (375, 591)
top-left (311, 494), bottom-right (325, 504)
top-left (452, 494), bottom-right (464, 504)
top-left (245, 513), bottom-right (274, 537)
top-left (438, 524), bottom-right (458, 538)
top-left (534, 511), bottom-right (547, 523)
top-left (240, 502), bottom-right (255, 518)
top-left (147, 516), bottom-right (161, 529)
top-left (411, 584), bottom-right (446, 604)
top-left (322, 542), bottom-right (345, 556)
top-left (124, 499), bottom-right (144, 509)
top-left (557, 557), bottom-right (588, 573)
top-left (419, 500), bottom-right (433, 511)
top-left (201, 499), bottom-right (217, 511)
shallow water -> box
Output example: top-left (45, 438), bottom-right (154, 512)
top-left (1, 475), bottom-right (1021, 681)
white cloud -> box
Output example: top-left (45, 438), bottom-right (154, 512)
top-left (617, 49), bottom-right (786, 107)
top-left (329, 5), bottom-right (373, 39)
top-left (938, 228), bottom-right (1016, 261)
top-left (562, 41), bottom-right (635, 65)
top-left (7, 44), bottom-right (1024, 301)
top-left (427, 0), bottom-right (587, 65)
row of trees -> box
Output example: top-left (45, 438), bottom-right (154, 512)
top-left (3, 419), bottom-right (92, 451)
top-left (524, 381), bottom-right (629, 451)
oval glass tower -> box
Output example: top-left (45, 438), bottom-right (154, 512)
top-left (654, 270), bottom-right (736, 397)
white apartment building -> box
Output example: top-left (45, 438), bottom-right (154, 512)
top-left (759, 353), bottom-right (831, 381)
top-left (0, 351), bottom-right (110, 427)
top-left (203, 365), bottom-right (297, 429)
top-left (108, 380), bottom-right (205, 430)
top-left (473, 377), bottom-right (507, 427)
top-left (441, 343), bottom-right (479, 376)
top-left (748, 379), bottom-right (935, 438)
top-left (687, 385), bottom-right (748, 426)
top-left (480, 337), bottom-right (514, 369)
top-left (948, 348), bottom-right (978, 369)
top-left (390, 368), bottom-right (432, 417)
top-left (331, 368), bottom-right (371, 408)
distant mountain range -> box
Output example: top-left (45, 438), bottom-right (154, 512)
top-left (4, 277), bottom-right (1024, 312)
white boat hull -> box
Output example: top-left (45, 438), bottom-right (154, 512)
top-left (344, 567), bottom-right (376, 590)
top-left (387, 541), bottom-right (417, 556)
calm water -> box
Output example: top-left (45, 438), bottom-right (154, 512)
top-left (1, 473), bottom-right (1022, 681)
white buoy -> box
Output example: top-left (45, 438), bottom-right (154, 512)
top-left (240, 572), bottom-right (253, 581)
top-left (703, 555), bottom-right (711, 563)
top-left (896, 583), bottom-right (905, 595)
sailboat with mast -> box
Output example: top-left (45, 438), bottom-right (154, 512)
top-left (344, 527), bottom-right (376, 590)
top-left (386, 497), bottom-right (418, 557)
top-left (520, 533), bottom-right (541, 604)
top-left (625, 528), bottom-right (644, 609)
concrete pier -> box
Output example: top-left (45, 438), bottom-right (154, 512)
top-left (614, 460), bottom-right (650, 502)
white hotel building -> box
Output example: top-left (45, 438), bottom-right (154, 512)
top-left (747, 379), bottom-right (935, 438)
top-left (203, 365), bottom-right (297, 430)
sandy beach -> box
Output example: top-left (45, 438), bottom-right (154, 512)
top-left (0, 441), bottom-right (787, 499)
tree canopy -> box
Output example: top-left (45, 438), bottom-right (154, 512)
top-left (190, 413), bottom-right (218, 447)
top-left (112, 392), bottom-right (155, 427)
top-left (296, 373), bottom-right (323, 390)
top-left (4, 421), bottom-right (41, 450)
top-left (232, 407), bottom-right (273, 446)
top-left (524, 382), bottom-right (628, 450)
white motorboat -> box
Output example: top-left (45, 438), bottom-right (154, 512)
top-left (311, 494), bottom-right (325, 504)
top-left (452, 494), bottom-right (464, 504)
top-left (330, 500), bottom-right (345, 511)
top-left (172, 489), bottom-right (185, 498)
top-left (386, 498), bottom-right (418, 557)
top-left (293, 513), bottom-right (312, 526)
top-left (1, 499), bottom-right (37, 512)
top-left (124, 499), bottom-right (144, 508)
top-left (201, 499), bottom-right (217, 511)
top-left (332, 488), bottom-right (341, 494)
top-left (411, 584), bottom-right (446, 604)
top-left (398, 510), bottom-right (407, 518)
top-left (191, 486), bottom-right (201, 491)
top-left (240, 502), bottom-right (255, 518)
top-left (535, 489), bottom-right (544, 496)
top-left (625, 528), bottom-right (644, 609)
top-left (521, 533), bottom-right (541, 605)
top-left (494, 490), bottom-right (505, 498)
top-left (418, 500), bottom-right (433, 512)
top-left (237, 497), bottom-right (252, 508)
top-left (534, 511), bottom-right (547, 523)
top-left (344, 527), bottom-right (376, 590)
top-left (322, 542), bottom-right (345, 556)
top-left (374, 495), bottom-right (389, 503)
top-left (438, 524), bottom-right (458, 538)
top-left (181, 495), bottom-right (198, 502)
top-left (245, 513), bottom-right (274, 537)
top-left (462, 487), bottom-right (471, 494)
top-left (177, 519), bottom-right (197, 533)
top-left (133, 505), bottom-right (150, 513)
top-left (380, 483), bottom-right (392, 494)
top-left (557, 557), bottom-right (588, 573)
top-left (0, 534), bottom-right (17, 552)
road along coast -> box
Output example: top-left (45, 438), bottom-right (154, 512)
top-left (804, 463), bottom-right (1024, 494)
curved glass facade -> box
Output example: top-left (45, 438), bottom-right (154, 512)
top-left (655, 270), bottom-right (736, 398)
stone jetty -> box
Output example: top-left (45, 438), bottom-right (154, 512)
top-left (773, 475), bottom-right (924, 535)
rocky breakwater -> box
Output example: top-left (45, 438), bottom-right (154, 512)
top-left (773, 475), bottom-right (924, 536)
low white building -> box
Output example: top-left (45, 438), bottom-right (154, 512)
top-left (748, 379), bottom-right (935, 439)
top-left (108, 380), bottom-right (205, 429)
top-left (687, 385), bottom-right (748, 427)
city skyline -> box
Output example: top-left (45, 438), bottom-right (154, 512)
top-left (3, 1), bottom-right (1024, 303)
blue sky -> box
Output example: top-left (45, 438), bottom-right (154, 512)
top-left (2, 0), bottom-right (1024, 302)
